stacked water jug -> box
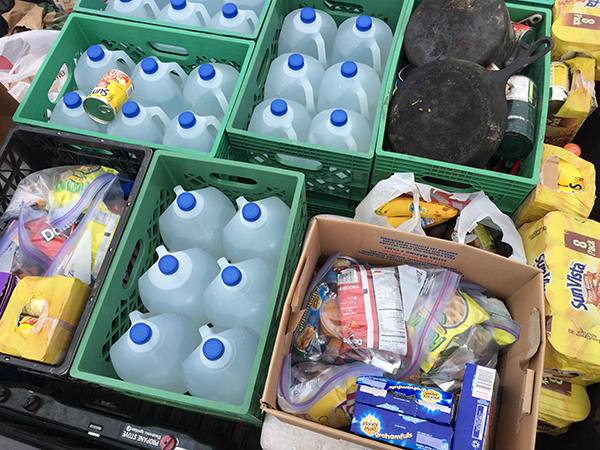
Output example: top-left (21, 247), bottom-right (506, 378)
top-left (109, 186), bottom-right (290, 406)
top-left (248, 7), bottom-right (393, 153)
top-left (50, 44), bottom-right (239, 153)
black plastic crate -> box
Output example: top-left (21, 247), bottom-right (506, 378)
top-left (0, 125), bottom-right (152, 377)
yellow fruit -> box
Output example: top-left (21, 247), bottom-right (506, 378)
top-left (386, 216), bottom-right (439, 229)
top-left (375, 197), bottom-right (459, 220)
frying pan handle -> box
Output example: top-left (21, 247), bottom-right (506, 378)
top-left (491, 36), bottom-right (554, 85)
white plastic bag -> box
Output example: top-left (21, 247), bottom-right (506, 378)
top-left (0, 30), bottom-right (59, 102)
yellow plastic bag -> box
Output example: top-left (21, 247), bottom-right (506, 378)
top-left (0, 275), bottom-right (90, 364)
top-left (538, 375), bottom-right (590, 435)
top-left (512, 144), bottom-right (596, 227)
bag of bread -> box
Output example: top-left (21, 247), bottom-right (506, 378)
top-left (538, 375), bottom-right (590, 435)
top-left (519, 212), bottom-right (600, 384)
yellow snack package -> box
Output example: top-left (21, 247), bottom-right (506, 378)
top-left (519, 212), bottom-right (600, 384)
top-left (0, 275), bottom-right (91, 364)
top-left (538, 375), bottom-right (590, 435)
top-left (512, 144), bottom-right (596, 228)
top-left (52, 165), bottom-right (119, 210)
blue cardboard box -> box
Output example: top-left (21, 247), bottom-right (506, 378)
top-left (356, 376), bottom-right (455, 425)
top-left (452, 364), bottom-right (502, 450)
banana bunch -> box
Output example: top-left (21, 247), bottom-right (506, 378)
top-left (374, 196), bottom-right (459, 228)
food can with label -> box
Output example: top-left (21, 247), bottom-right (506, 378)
top-left (548, 61), bottom-right (570, 116)
top-left (83, 69), bottom-right (134, 124)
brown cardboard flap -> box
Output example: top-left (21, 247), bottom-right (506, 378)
top-left (0, 85), bottom-right (18, 145)
top-left (521, 368), bottom-right (536, 417)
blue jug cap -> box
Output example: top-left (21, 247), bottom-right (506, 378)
top-left (122, 101), bottom-right (141, 118)
top-left (63, 92), bottom-right (82, 109)
top-left (300, 7), bottom-right (316, 24)
top-left (330, 109), bottom-right (348, 127)
top-left (122, 181), bottom-right (134, 196)
top-left (270, 99), bottom-right (287, 117)
top-left (158, 254), bottom-right (179, 275)
top-left (288, 53), bottom-right (304, 71)
top-left (141, 57), bottom-right (158, 75)
top-left (242, 202), bottom-right (261, 222)
top-left (222, 3), bottom-right (238, 18)
top-left (171, 0), bottom-right (186, 10)
top-left (177, 192), bottom-right (197, 211)
top-left (87, 45), bottom-right (105, 62)
top-left (356, 15), bottom-right (372, 32)
top-left (198, 63), bottom-right (216, 81)
top-left (341, 61), bottom-right (358, 78)
top-left (222, 265), bottom-right (242, 286)
top-left (178, 111), bottom-right (197, 129)
top-left (120, 0), bottom-right (133, 3)
top-left (130, 323), bottom-right (152, 345)
top-left (203, 338), bottom-right (225, 360)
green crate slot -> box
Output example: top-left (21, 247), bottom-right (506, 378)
top-left (307, 192), bottom-right (358, 218)
top-left (74, 0), bottom-right (272, 40)
top-left (372, 3), bottom-right (551, 215)
top-left (13, 13), bottom-right (254, 159)
top-left (226, 0), bottom-right (415, 202)
top-left (71, 151), bottom-right (306, 425)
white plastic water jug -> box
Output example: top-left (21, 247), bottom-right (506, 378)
top-left (181, 325), bottom-right (260, 405)
top-left (129, 57), bottom-right (188, 119)
top-left (209, 3), bottom-right (258, 34)
top-left (317, 61), bottom-right (381, 125)
top-left (222, 195), bottom-right (290, 268)
top-left (158, 0), bottom-right (211, 27)
top-left (162, 111), bottom-right (221, 153)
top-left (307, 108), bottom-right (371, 152)
top-left (331, 15), bottom-right (393, 78)
top-left (201, 257), bottom-right (276, 334)
top-left (138, 245), bottom-right (219, 326)
top-left (109, 311), bottom-right (202, 393)
top-left (107, 101), bottom-right (170, 144)
top-left (277, 7), bottom-right (337, 68)
top-left (187, 0), bottom-right (221, 17)
top-left (50, 91), bottom-right (108, 133)
top-left (182, 62), bottom-right (239, 121)
top-left (159, 185), bottom-right (236, 258)
top-left (233, 0), bottom-right (265, 17)
top-left (74, 44), bottom-right (136, 95)
top-left (105, 0), bottom-right (161, 22)
top-left (247, 98), bottom-right (311, 141)
top-left (264, 53), bottom-right (324, 117)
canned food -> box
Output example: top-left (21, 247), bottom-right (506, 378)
top-left (83, 69), bottom-right (134, 124)
top-left (548, 62), bottom-right (570, 116)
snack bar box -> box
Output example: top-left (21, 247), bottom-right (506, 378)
top-left (262, 217), bottom-right (545, 450)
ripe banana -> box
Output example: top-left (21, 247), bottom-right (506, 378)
top-left (375, 196), bottom-right (459, 220)
top-left (387, 216), bottom-right (438, 228)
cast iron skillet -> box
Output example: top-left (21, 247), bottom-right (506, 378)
top-left (386, 36), bottom-right (553, 168)
top-left (404, 0), bottom-right (515, 68)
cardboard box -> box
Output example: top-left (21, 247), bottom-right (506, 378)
top-left (0, 84), bottom-right (18, 144)
top-left (262, 217), bottom-right (545, 450)
top-left (452, 364), bottom-right (502, 450)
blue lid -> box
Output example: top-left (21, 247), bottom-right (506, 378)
top-left (63, 92), bottom-right (82, 109)
top-left (222, 3), bottom-right (238, 18)
top-left (356, 15), bottom-right (372, 32)
top-left (330, 109), bottom-right (348, 127)
top-left (171, 0), bottom-right (186, 10)
top-left (270, 99), bottom-right (287, 117)
top-left (288, 53), bottom-right (304, 71)
top-left (129, 323), bottom-right (152, 345)
top-left (221, 265), bottom-right (242, 286)
top-left (122, 101), bottom-right (140, 118)
top-left (203, 338), bottom-right (225, 360)
top-left (141, 57), bottom-right (158, 75)
top-left (120, 0), bottom-right (132, 3)
top-left (242, 202), bottom-right (261, 222)
top-left (341, 61), bottom-right (358, 78)
top-left (178, 111), bottom-right (197, 129)
top-left (198, 63), bottom-right (216, 81)
top-left (300, 7), bottom-right (316, 24)
top-left (87, 45), bottom-right (105, 62)
top-left (158, 254), bottom-right (179, 275)
top-left (177, 192), bottom-right (197, 211)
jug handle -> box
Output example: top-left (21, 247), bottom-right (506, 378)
top-left (165, 63), bottom-right (188, 88)
top-left (205, 115), bottom-right (222, 138)
top-left (283, 126), bottom-right (298, 141)
top-left (367, 41), bottom-right (382, 77)
top-left (298, 78), bottom-right (315, 116)
top-left (214, 89), bottom-right (230, 117)
top-left (194, 3), bottom-right (211, 27)
top-left (342, 133), bottom-right (358, 152)
top-left (313, 34), bottom-right (327, 68)
top-left (114, 51), bottom-right (136, 75)
top-left (355, 85), bottom-right (370, 124)
top-left (129, 310), bottom-right (144, 324)
top-left (246, 10), bottom-right (259, 30)
top-left (142, 0), bottom-right (161, 20)
top-left (147, 107), bottom-right (171, 133)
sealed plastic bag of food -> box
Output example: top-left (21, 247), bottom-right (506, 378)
top-left (278, 354), bottom-right (383, 428)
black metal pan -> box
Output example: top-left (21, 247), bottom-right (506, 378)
top-left (386, 36), bottom-right (553, 168)
top-left (404, 0), bottom-right (516, 68)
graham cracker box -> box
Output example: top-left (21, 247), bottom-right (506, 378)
top-left (261, 217), bottom-right (545, 450)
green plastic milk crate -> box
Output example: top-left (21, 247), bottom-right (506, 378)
top-left (12, 13), bottom-right (254, 159)
top-left (74, 0), bottom-right (271, 40)
top-left (226, 0), bottom-right (414, 202)
top-left (70, 151), bottom-right (306, 426)
top-left (372, 3), bottom-right (552, 215)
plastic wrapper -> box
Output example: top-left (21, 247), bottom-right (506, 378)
top-left (278, 353), bottom-right (383, 428)
top-left (538, 375), bottom-right (591, 435)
